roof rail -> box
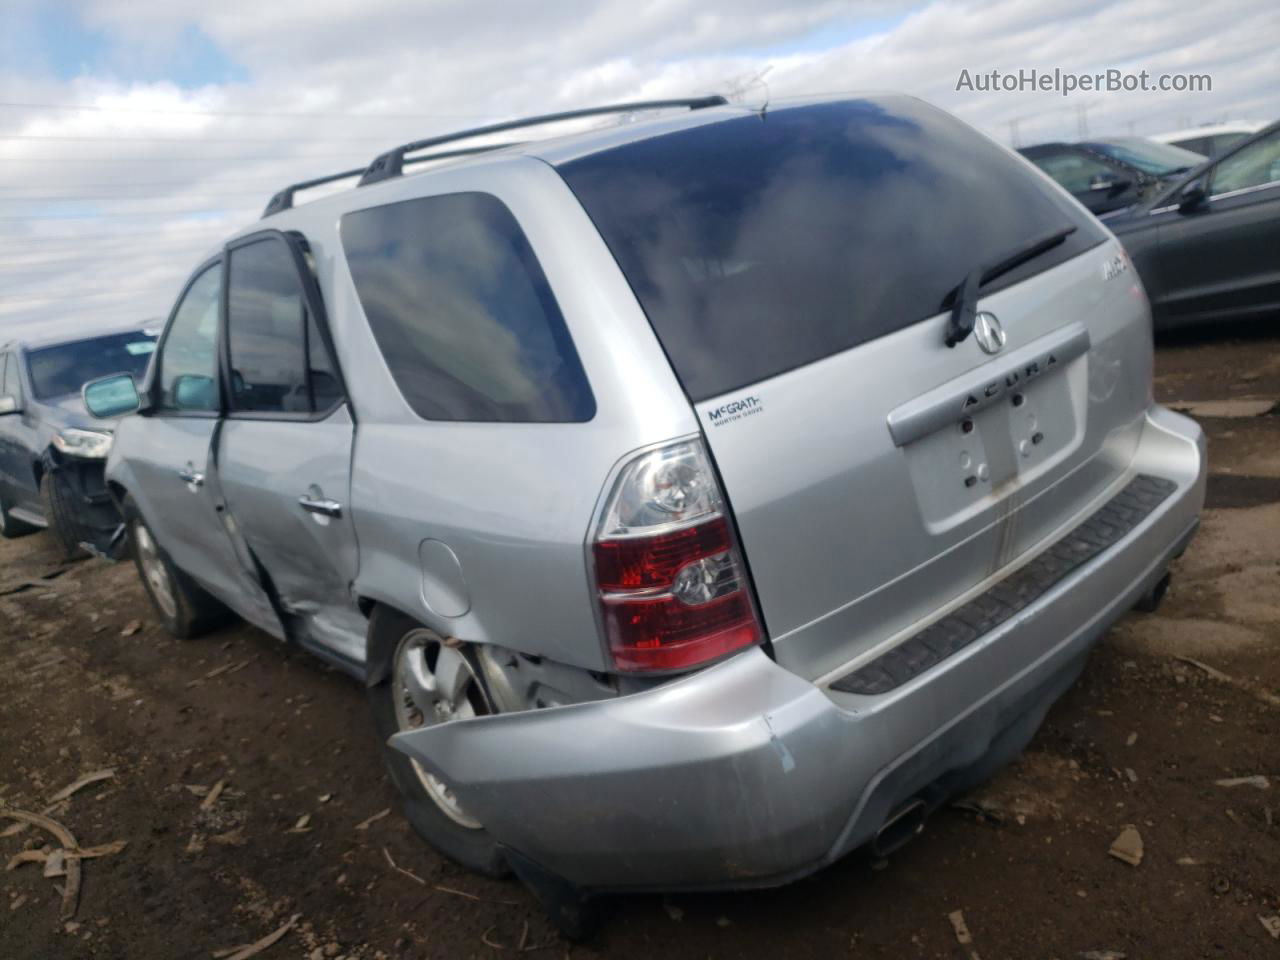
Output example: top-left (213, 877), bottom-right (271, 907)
top-left (263, 167), bottom-right (367, 217)
top-left (358, 95), bottom-right (728, 186)
top-left (261, 143), bottom-right (528, 218)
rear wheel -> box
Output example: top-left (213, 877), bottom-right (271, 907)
top-left (123, 495), bottom-right (229, 639)
top-left (40, 473), bottom-right (87, 560)
top-left (367, 607), bottom-right (509, 877)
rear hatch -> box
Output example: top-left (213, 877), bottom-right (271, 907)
top-left (559, 96), bottom-right (1154, 682)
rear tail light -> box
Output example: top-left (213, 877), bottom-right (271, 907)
top-left (591, 439), bottom-right (762, 673)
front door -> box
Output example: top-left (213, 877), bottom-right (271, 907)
top-left (1154, 129), bottom-right (1280, 322)
top-left (0, 352), bottom-right (41, 516)
top-left (123, 262), bottom-right (266, 618)
top-left (215, 233), bottom-right (364, 667)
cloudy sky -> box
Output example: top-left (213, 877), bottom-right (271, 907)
top-left (2, 0), bottom-right (1277, 338)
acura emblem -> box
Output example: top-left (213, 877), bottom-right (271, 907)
top-left (973, 312), bottom-right (1006, 355)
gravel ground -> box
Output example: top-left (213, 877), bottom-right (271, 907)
top-left (1, 322), bottom-right (1277, 959)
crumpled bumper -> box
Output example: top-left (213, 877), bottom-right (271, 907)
top-left (391, 406), bottom-right (1206, 891)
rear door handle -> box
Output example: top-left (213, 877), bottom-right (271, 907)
top-left (298, 495), bottom-right (342, 518)
top-left (178, 467), bottom-right (204, 488)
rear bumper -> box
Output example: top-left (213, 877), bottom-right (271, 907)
top-left (391, 405), bottom-right (1206, 891)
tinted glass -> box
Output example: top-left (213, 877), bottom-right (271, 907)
top-left (159, 266), bottom-right (222, 413)
top-left (26, 331), bottom-right (157, 401)
top-left (560, 98), bottom-right (1108, 402)
top-left (1211, 130), bottom-right (1280, 194)
top-left (227, 239), bottom-right (312, 414)
top-left (1030, 150), bottom-right (1117, 193)
top-left (1085, 138), bottom-right (1205, 175)
top-left (341, 192), bottom-right (594, 422)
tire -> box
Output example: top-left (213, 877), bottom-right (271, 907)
top-left (122, 495), bottom-right (230, 639)
top-left (40, 472), bottom-right (88, 560)
top-left (0, 490), bottom-right (39, 539)
top-left (366, 606), bottom-right (509, 877)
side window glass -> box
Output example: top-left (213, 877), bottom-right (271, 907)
top-left (227, 238), bottom-right (333, 416)
top-left (158, 266), bottom-right (222, 413)
top-left (1211, 131), bottom-right (1280, 196)
top-left (307, 316), bottom-right (343, 412)
top-left (1033, 152), bottom-right (1117, 193)
top-left (0, 354), bottom-right (10, 396)
top-left (7, 355), bottom-right (23, 403)
top-left (341, 192), bottom-right (595, 423)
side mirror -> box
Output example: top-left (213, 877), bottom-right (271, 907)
top-left (0, 394), bottom-right (21, 416)
top-left (1178, 179), bottom-right (1208, 212)
top-left (83, 375), bottom-right (141, 419)
top-left (172, 374), bottom-right (216, 411)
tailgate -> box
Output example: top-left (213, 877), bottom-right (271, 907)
top-left (698, 239), bottom-right (1152, 680)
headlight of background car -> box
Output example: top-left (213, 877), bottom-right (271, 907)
top-left (52, 428), bottom-right (114, 460)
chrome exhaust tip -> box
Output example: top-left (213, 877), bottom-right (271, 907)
top-left (1134, 570), bottom-right (1172, 613)
top-left (871, 798), bottom-right (927, 858)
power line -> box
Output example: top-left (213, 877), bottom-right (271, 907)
top-left (0, 100), bottom-right (493, 121)
top-left (0, 192), bottom-right (264, 202)
top-left (0, 210), bottom-right (249, 220)
top-left (0, 153), bottom-right (372, 163)
top-left (1, 134), bottom-right (403, 143)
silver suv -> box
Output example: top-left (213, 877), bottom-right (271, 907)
top-left (87, 94), bottom-right (1206, 929)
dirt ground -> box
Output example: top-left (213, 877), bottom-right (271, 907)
top-left (2, 323), bottom-right (1278, 960)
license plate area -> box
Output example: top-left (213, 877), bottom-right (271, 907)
top-left (889, 324), bottom-right (1089, 534)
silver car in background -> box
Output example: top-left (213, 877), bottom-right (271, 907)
top-left (87, 94), bottom-right (1206, 933)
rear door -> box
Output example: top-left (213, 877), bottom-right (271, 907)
top-left (561, 96), bottom-right (1153, 682)
top-left (216, 232), bottom-right (365, 666)
top-left (1152, 128), bottom-right (1280, 322)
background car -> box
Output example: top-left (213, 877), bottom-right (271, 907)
top-left (1105, 121), bottom-right (1280, 329)
top-left (0, 325), bottom-right (158, 557)
top-left (1019, 138), bottom-right (1206, 217)
top-left (1152, 121), bottom-right (1268, 157)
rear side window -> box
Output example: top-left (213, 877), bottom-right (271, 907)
top-left (341, 192), bottom-right (594, 423)
top-left (226, 237), bottom-right (342, 416)
top-left (559, 97), bottom-right (1107, 402)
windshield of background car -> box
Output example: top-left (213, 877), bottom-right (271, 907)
top-left (27, 331), bottom-right (158, 401)
top-left (1087, 138), bottom-right (1206, 175)
top-left (558, 96), bottom-right (1108, 402)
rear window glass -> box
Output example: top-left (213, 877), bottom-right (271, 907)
top-left (341, 192), bottom-right (595, 423)
top-left (559, 97), bottom-right (1107, 402)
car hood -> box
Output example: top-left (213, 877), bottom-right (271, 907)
top-left (40, 393), bottom-right (119, 433)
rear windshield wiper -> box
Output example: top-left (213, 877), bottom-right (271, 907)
top-left (944, 225), bottom-right (1078, 347)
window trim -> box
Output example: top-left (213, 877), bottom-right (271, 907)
top-left (151, 256), bottom-right (224, 420)
top-left (221, 229), bottom-right (352, 424)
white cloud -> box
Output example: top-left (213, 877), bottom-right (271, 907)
top-left (1, 0), bottom-right (1277, 333)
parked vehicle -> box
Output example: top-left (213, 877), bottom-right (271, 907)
top-left (1019, 138), bottom-right (1205, 217)
top-left (0, 326), bottom-right (158, 557)
top-left (1101, 121), bottom-right (1280, 329)
top-left (87, 94), bottom-right (1206, 933)
top-left (1152, 121), bottom-right (1267, 158)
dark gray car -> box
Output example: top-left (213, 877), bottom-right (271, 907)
top-left (0, 327), bottom-right (158, 556)
top-left (1104, 122), bottom-right (1280, 329)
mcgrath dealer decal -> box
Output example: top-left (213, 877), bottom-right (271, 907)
top-left (705, 394), bottom-right (763, 427)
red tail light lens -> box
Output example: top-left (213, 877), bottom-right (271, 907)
top-left (591, 440), bottom-right (762, 673)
